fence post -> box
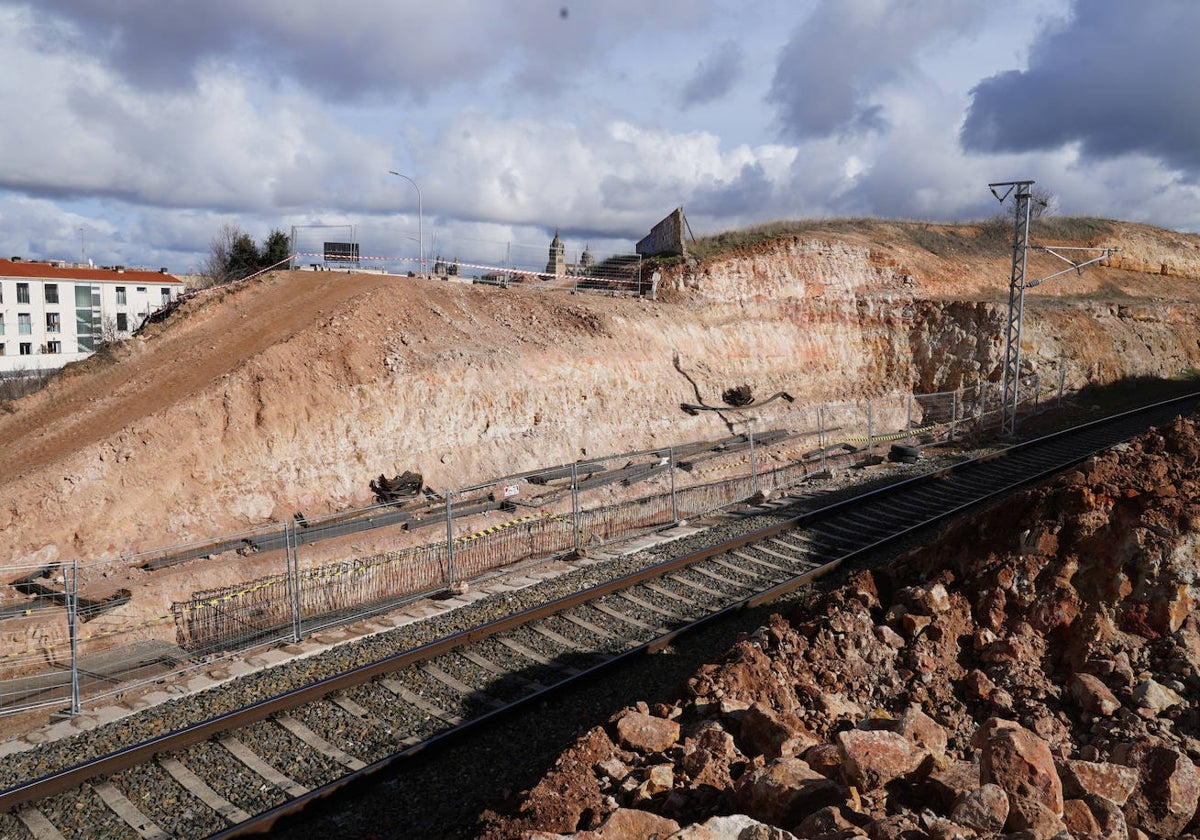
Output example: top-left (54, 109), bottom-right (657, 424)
top-left (1033, 373), bottom-right (1040, 415)
top-left (445, 489), bottom-right (456, 586)
top-left (1058, 361), bottom-right (1066, 405)
top-left (978, 382), bottom-right (987, 431)
top-left (906, 394), bottom-right (913, 443)
top-left (571, 461), bottom-right (582, 554)
top-left (951, 388), bottom-right (959, 442)
top-left (819, 405), bottom-right (827, 472)
top-left (867, 401), bottom-right (874, 457)
top-left (749, 426), bottom-right (759, 496)
top-left (669, 445), bottom-right (679, 524)
top-left (67, 557), bottom-right (80, 716)
top-left (285, 519), bottom-right (302, 643)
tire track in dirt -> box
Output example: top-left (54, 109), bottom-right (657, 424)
top-left (0, 271), bottom-right (392, 483)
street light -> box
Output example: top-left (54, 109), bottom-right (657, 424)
top-left (388, 170), bottom-right (423, 274)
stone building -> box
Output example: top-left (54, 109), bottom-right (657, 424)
top-left (544, 230), bottom-right (595, 277)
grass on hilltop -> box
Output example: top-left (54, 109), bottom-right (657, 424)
top-left (683, 215), bottom-right (1116, 262)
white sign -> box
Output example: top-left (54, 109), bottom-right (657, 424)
top-left (503, 484), bottom-right (520, 497)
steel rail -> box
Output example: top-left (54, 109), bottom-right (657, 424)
top-left (4, 391), bottom-right (1197, 831)
top-left (217, 390), bottom-right (1200, 837)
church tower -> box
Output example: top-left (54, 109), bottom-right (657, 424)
top-left (545, 229), bottom-right (566, 275)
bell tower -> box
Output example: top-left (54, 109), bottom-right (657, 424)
top-left (545, 229), bottom-right (566, 275)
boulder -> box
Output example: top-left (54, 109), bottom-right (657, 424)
top-left (837, 729), bottom-right (922, 791)
top-left (1119, 742), bottom-right (1200, 837)
top-left (738, 703), bottom-right (821, 761)
top-left (950, 782), bottom-right (1009, 833)
top-left (1062, 798), bottom-right (1102, 836)
top-left (926, 759), bottom-right (980, 810)
top-left (679, 721), bottom-right (746, 790)
top-left (615, 710), bottom-right (680, 754)
top-left (873, 625), bottom-right (905, 649)
top-left (1132, 677), bottom-right (1184, 714)
top-left (1069, 672), bottom-right (1122, 715)
top-left (585, 807), bottom-right (682, 839)
top-left (633, 764), bottom-right (675, 803)
top-left (1006, 793), bottom-right (1068, 839)
top-left (1058, 758), bottom-right (1138, 806)
top-left (975, 718), bottom-right (1064, 816)
top-left (666, 813), bottom-right (800, 839)
top-left (894, 704), bottom-right (948, 758)
top-left (1080, 791), bottom-right (1130, 840)
top-left (734, 758), bottom-right (844, 828)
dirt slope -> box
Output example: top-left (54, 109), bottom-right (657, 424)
top-left (1, 272), bottom-right (391, 480)
top-left (2, 219), bottom-right (1200, 573)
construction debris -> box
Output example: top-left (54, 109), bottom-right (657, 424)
top-left (370, 470), bottom-right (424, 503)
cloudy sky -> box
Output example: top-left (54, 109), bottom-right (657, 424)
top-left (1, 0), bottom-right (1198, 275)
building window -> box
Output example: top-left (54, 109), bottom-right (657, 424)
top-left (18, 313), bottom-right (31, 335)
top-left (19, 342), bottom-right (31, 355)
top-left (0, 343), bottom-right (4, 355)
top-left (0, 313), bottom-right (4, 335)
top-left (46, 340), bottom-right (60, 354)
top-left (161, 287), bottom-right (171, 302)
top-left (16, 283), bottom-right (29, 304)
top-left (75, 284), bottom-right (99, 352)
top-left (116, 286), bottom-right (126, 305)
top-left (46, 312), bottom-right (60, 333)
top-left (45, 283), bottom-right (59, 304)
top-left (116, 313), bottom-right (128, 332)
top-left (136, 286), bottom-right (146, 293)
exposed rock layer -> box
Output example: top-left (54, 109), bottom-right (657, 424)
top-left (2, 220), bottom-right (1199, 572)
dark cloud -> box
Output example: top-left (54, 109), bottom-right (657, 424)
top-left (25, 0), bottom-right (698, 103)
top-left (961, 1), bottom-right (1200, 175)
top-left (680, 41), bottom-right (742, 108)
top-left (768, 0), bottom-right (983, 141)
top-left (686, 162), bottom-right (775, 218)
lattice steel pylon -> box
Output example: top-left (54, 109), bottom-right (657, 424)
top-left (990, 181), bottom-right (1034, 436)
top-left (989, 180), bottom-right (1117, 436)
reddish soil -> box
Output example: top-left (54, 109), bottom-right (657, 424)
top-left (480, 414), bottom-right (1200, 839)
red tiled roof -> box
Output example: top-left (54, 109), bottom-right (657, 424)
top-left (0, 259), bottom-right (183, 284)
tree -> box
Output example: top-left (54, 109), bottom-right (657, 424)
top-left (227, 231), bottom-right (261, 281)
top-left (1029, 186), bottom-right (1057, 220)
top-left (198, 223), bottom-right (241, 288)
top-left (197, 225), bottom-right (293, 288)
top-left (261, 229), bottom-right (292, 268)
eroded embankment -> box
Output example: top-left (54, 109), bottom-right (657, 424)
top-left (1, 221), bottom-right (1199, 574)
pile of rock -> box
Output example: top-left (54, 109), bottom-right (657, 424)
top-left (480, 415), bottom-right (1200, 839)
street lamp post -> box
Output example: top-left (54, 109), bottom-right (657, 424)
top-left (388, 170), bottom-right (423, 274)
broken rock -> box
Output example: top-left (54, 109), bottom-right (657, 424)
top-left (949, 782), bottom-right (1008, 833)
top-left (976, 718), bottom-right (1064, 817)
top-left (733, 758), bottom-right (844, 828)
top-left (615, 710), bottom-right (680, 754)
top-left (1069, 672), bottom-right (1122, 716)
top-left (837, 729), bottom-right (922, 791)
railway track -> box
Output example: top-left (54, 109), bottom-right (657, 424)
top-left (0, 394), bottom-right (1196, 840)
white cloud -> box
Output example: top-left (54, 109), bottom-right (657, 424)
top-left (0, 0), bottom-right (1197, 271)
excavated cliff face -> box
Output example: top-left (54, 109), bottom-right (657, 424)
top-left (1, 221), bottom-right (1199, 571)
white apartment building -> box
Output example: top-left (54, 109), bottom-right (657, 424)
top-left (0, 258), bottom-right (185, 375)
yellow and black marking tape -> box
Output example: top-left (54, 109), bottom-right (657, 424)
top-left (844, 421), bottom-right (940, 445)
top-left (454, 509), bottom-right (580, 544)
